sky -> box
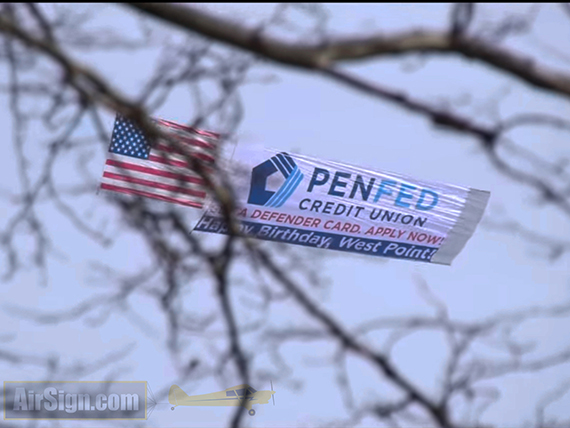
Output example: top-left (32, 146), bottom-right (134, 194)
top-left (1, 3), bottom-right (569, 428)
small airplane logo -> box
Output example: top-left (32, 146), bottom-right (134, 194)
top-left (168, 382), bottom-right (276, 416)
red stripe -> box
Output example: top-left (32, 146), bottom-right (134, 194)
top-left (153, 147), bottom-right (215, 164)
top-left (157, 136), bottom-right (215, 151)
top-left (149, 153), bottom-right (215, 168)
top-left (105, 159), bottom-right (204, 184)
top-left (155, 143), bottom-right (216, 160)
top-left (177, 137), bottom-right (216, 150)
top-left (156, 119), bottom-right (220, 138)
top-left (103, 172), bottom-right (206, 198)
top-left (100, 183), bottom-right (204, 208)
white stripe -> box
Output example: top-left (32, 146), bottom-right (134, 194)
top-left (151, 148), bottom-right (215, 166)
top-left (103, 165), bottom-right (206, 190)
top-left (100, 177), bottom-right (205, 204)
top-left (155, 139), bottom-right (217, 157)
top-left (106, 153), bottom-right (203, 178)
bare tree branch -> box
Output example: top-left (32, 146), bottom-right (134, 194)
top-left (1, 5), bottom-right (569, 428)
top-left (128, 3), bottom-right (570, 99)
top-left (253, 246), bottom-right (453, 428)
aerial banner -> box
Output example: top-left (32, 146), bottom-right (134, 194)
top-left (194, 146), bottom-right (490, 265)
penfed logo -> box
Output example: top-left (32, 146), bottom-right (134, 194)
top-left (248, 153), bottom-right (304, 207)
top-left (248, 153), bottom-right (440, 212)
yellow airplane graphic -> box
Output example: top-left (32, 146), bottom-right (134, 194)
top-left (168, 382), bottom-right (276, 416)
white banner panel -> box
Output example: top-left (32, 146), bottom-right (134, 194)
top-left (195, 146), bottom-right (490, 265)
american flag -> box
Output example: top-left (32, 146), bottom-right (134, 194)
top-left (100, 115), bottom-right (219, 208)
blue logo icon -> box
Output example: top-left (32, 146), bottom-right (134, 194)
top-left (248, 153), bottom-right (304, 207)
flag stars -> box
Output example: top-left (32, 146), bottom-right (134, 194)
top-left (110, 116), bottom-right (201, 161)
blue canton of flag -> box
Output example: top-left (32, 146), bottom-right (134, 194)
top-left (109, 116), bottom-right (151, 159)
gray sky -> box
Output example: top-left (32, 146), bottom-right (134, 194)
top-left (1, 3), bottom-right (569, 427)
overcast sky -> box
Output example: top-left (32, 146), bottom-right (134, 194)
top-left (1, 4), bottom-right (569, 428)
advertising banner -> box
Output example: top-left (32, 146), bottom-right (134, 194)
top-left (194, 146), bottom-right (490, 265)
